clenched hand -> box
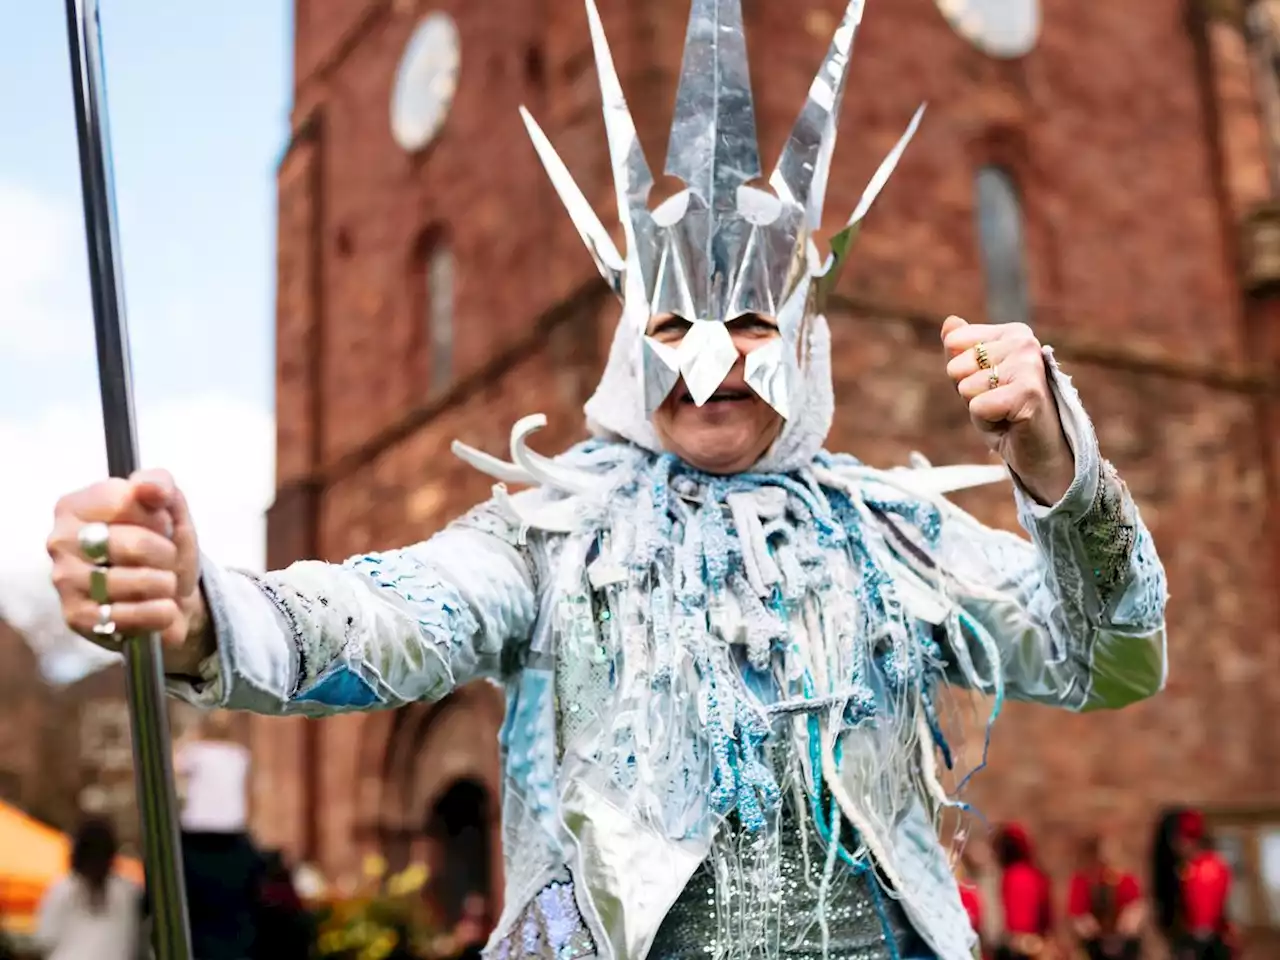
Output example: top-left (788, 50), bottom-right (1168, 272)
top-left (47, 468), bottom-right (211, 675)
top-left (942, 315), bottom-right (1076, 506)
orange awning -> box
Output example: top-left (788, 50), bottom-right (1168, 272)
top-left (0, 801), bottom-right (143, 919)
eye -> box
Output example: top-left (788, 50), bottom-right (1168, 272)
top-left (729, 314), bottom-right (779, 335)
top-left (648, 315), bottom-right (692, 340)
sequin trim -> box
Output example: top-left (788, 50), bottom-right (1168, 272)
top-left (650, 809), bottom-right (914, 960)
top-left (343, 550), bottom-right (480, 663)
top-left (490, 877), bottom-right (597, 960)
top-left (1075, 460), bottom-right (1137, 610)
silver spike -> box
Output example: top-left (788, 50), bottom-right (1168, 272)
top-left (665, 0), bottom-right (761, 211)
top-left (814, 103), bottom-right (926, 308)
top-left (519, 106), bottom-right (626, 295)
top-left (584, 0), bottom-right (654, 266)
top-left (770, 0), bottom-right (867, 230)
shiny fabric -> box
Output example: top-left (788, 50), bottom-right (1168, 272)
top-left (491, 873), bottom-right (598, 960)
top-left (170, 357), bottom-right (1167, 960)
top-left (648, 806), bottom-right (916, 960)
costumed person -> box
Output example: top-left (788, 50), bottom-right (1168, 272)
top-left (1172, 812), bottom-right (1233, 960)
top-left (174, 709), bottom-right (263, 960)
top-left (45, 1), bottom-right (1169, 958)
top-left (1066, 834), bottom-right (1143, 960)
top-left (992, 824), bottom-right (1054, 960)
top-left (35, 817), bottom-right (143, 960)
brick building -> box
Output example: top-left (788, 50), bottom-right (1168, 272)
top-left (252, 0), bottom-right (1280, 946)
top-left (0, 621), bottom-right (61, 823)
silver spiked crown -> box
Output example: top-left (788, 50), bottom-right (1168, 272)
top-left (520, 0), bottom-right (923, 420)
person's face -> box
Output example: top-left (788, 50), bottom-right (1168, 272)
top-left (647, 313), bottom-right (785, 475)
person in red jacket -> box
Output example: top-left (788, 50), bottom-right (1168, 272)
top-left (1174, 812), bottom-right (1233, 960)
top-left (1067, 834), bottom-right (1144, 960)
top-left (994, 823), bottom-right (1054, 960)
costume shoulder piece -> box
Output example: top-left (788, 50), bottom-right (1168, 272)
top-left (454, 416), bottom-right (1010, 537)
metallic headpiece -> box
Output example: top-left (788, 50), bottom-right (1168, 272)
top-left (521, 0), bottom-right (922, 419)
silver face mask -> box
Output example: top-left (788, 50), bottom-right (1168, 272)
top-left (521, 0), bottom-right (923, 422)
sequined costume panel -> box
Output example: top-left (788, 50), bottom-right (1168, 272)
top-left (490, 874), bottom-right (598, 960)
top-left (1075, 459), bottom-right (1137, 611)
top-left (649, 812), bottom-right (917, 960)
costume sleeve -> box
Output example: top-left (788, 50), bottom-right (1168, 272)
top-left (936, 348), bottom-right (1168, 712)
top-left (165, 497), bottom-right (540, 715)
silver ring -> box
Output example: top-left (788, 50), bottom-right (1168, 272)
top-left (987, 365), bottom-right (1000, 391)
top-left (78, 522), bottom-right (111, 566)
top-left (89, 568), bottom-right (110, 604)
top-left (91, 603), bottom-right (117, 638)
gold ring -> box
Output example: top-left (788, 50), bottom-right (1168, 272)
top-left (974, 342), bottom-right (991, 370)
top-left (988, 365), bottom-right (1000, 391)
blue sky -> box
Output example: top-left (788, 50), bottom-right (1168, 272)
top-left (0, 3), bottom-right (290, 674)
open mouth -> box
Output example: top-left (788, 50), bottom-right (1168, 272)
top-left (680, 387), bottom-right (753, 405)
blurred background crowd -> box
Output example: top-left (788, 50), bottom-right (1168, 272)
top-left (0, 716), bottom-right (1244, 960)
top-left (955, 813), bottom-right (1235, 960)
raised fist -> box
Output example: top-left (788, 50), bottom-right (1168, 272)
top-left (942, 315), bottom-right (1075, 506)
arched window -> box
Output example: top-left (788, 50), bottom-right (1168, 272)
top-left (974, 165), bottom-right (1030, 325)
top-left (416, 230), bottom-right (454, 392)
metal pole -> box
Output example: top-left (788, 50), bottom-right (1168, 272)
top-left (62, 2), bottom-right (193, 958)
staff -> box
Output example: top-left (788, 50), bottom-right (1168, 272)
top-left (61, 2), bottom-right (193, 958)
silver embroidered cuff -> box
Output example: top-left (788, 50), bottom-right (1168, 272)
top-left (1075, 459), bottom-right (1138, 610)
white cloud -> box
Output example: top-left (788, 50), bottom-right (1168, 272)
top-left (0, 394), bottom-right (274, 679)
top-left (0, 184), bottom-right (92, 359)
